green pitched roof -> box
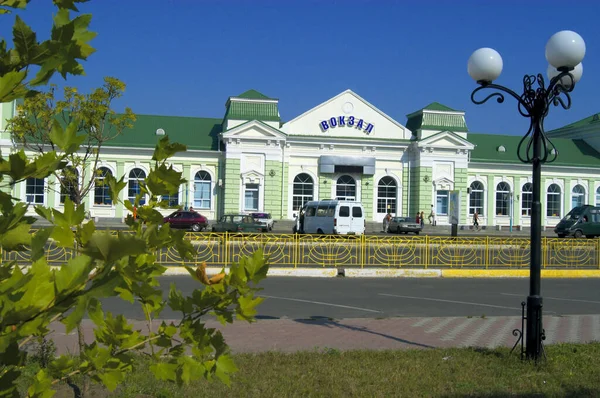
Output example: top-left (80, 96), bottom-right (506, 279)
top-left (422, 102), bottom-right (461, 112)
top-left (104, 114), bottom-right (222, 151)
top-left (235, 89), bottom-right (275, 100)
top-left (406, 102), bottom-right (468, 134)
top-left (548, 112), bottom-right (600, 133)
top-left (224, 101), bottom-right (280, 122)
top-left (468, 133), bottom-right (600, 168)
top-left (224, 89), bottom-right (280, 123)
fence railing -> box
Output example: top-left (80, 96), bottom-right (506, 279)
top-left (2, 232), bottom-right (599, 269)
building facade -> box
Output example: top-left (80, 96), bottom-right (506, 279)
top-left (1, 89), bottom-right (599, 228)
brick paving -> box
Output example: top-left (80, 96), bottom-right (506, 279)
top-left (45, 314), bottom-right (600, 355)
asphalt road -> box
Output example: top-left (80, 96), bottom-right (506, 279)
top-left (100, 277), bottom-right (600, 320)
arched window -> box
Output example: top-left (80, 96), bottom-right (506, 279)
top-left (377, 176), bottom-right (397, 214)
top-left (26, 178), bottom-right (45, 204)
top-left (547, 183), bottom-right (561, 217)
top-left (336, 175), bottom-right (356, 201)
top-left (571, 184), bottom-right (585, 208)
top-left (468, 181), bottom-right (484, 216)
top-left (495, 182), bottom-right (510, 216)
top-left (94, 167), bottom-right (113, 205)
top-left (292, 173), bottom-right (313, 211)
top-left (194, 171), bottom-right (211, 209)
top-left (521, 183), bottom-right (533, 216)
top-left (596, 187), bottom-right (600, 207)
top-left (128, 168), bottom-right (146, 205)
top-left (60, 167), bottom-right (78, 204)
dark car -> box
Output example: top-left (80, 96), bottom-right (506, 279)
top-left (388, 216), bottom-right (422, 235)
top-left (212, 214), bottom-right (267, 233)
top-left (163, 210), bottom-right (208, 232)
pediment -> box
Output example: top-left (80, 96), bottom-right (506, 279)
top-left (281, 90), bottom-right (412, 140)
top-left (221, 120), bottom-right (287, 141)
top-left (418, 131), bottom-right (475, 150)
top-left (240, 170), bottom-right (264, 184)
top-left (433, 177), bottom-right (454, 191)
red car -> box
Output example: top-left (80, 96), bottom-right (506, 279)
top-left (163, 210), bottom-right (208, 232)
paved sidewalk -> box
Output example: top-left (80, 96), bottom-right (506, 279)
top-left (46, 314), bottom-right (600, 355)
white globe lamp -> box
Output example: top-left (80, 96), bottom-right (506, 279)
top-left (468, 48), bottom-right (503, 83)
top-left (545, 30), bottom-right (586, 69)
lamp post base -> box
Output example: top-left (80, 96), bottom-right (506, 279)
top-left (511, 298), bottom-right (546, 361)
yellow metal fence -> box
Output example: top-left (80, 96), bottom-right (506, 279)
top-left (2, 233), bottom-right (599, 269)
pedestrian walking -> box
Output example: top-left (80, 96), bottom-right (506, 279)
top-left (420, 211), bottom-right (425, 228)
top-left (428, 205), bottom-right (436, 226)
top-left (382, 212), bottom-right (391, 233)
top-left (415, 212), bottom-right (420, 225)
top-left (473, 210), bottom-right (480, 231)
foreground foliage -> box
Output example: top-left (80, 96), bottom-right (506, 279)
top-left (21, 343), bottom-right (600, 398)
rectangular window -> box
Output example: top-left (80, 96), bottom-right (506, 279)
top-left (468, 191), bottom-right (484, 216)
top-left (194, 181), bottom-right (211, 209)
top-left (522, 192), bottom-right (533, 216)
top-left (352, 207), bottom-right (362, 217)
top-left (164, 192), bottom-right (179, 207)
top-left (495, 193), bottom-right (510, 216)
top-left (339, 206), bottom-right (350, 217)
top-left (317, 205), bottom-right (329, 217)
top-left (547, 193), bottom-right (561, 217)
top-left (26, 178), bottom-right (45, 204)
top-left (244, 184), bottom-right (259, 211)
top-left (436, 190), bottom-right (448, 215)
top-left (377, 199), bottom-right (396, 214)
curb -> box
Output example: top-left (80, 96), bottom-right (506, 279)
top-left (161, 267), bottom-right (600, 278)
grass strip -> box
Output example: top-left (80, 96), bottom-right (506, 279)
top-left (20, 342), bottom-right (600, 397)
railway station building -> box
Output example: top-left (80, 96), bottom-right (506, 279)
top-left (1, 89), bottom-right (599, 229)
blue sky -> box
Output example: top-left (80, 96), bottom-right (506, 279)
top-left (3, 0), bottom-right (600, 135)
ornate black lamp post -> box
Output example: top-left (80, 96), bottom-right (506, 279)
top-left (468, 30), bottom-right (586, 361)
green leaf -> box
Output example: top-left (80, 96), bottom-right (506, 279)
top-left (213, 354), bottom-right (237, 386)
top-left (13, 16), bottom-right (37, 63)
top-left (61, 295), bottom-right (89, 333)
top-left (237, 295), bottom-right (264, 321)
top-left (53, 254), bottom-right (94, 295)
top-left (49, 119), bottom-right (85, 154)
top-left (87, 297), bottom-right (105, 327)
top-left (242, 249), bottom-right (269, 283)
top-left (96, 371), bottom-right (124, 392)
top-left (82, 231), bottom-right (147, 263)
top-left (50, 225), bottom-right (74, 248)
top-left (0, 222), bottom-right (32, 251)
top-left (0, 70), bottom-right (27, 103)
top-left (0, 367), bottom-right (21, 398)
top-left (77, 219), bottom-right (95, 245)
top-left (104, 174), bottom-right (126, 205)
top-left (27, 369), bottom-right (55, 398)
top-left (146, 163), bottom-right (185, 197)
top-left (150, 362), bottom-right (178, 382)
top-left (152, 136), bottom-right (186, 162)
top-left (0, 342), bottom-right (26, 366)
top-left (31, 227), bottom-right (54, 262)
top-left (178, 356), bottom-right (204, 384)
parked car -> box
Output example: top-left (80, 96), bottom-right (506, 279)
top-left (251, 212), bottom-right (274, 231)
top-left (388, 216), bottom-right (422, 235)
top-left (212, 214), bottom-right (267, 233)
top-left (163, 210), bottom-right (208, 232)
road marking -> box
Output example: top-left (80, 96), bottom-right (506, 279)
top-left (379, 293), bottom-right (522, 311)
top-left (501, 293), bottom-right (600, 305)
top-left (262, 295), bottom-right (381, 313)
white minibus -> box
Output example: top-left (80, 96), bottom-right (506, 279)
top-left (293, 200), bottom-right (366, 235)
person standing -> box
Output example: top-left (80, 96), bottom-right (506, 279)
top-left (383, 212), bottom-right (391, 233)
top-left (473, 210), bottom-right (480, 231)
top-left (428, 205), bottom-right (436, 226)
top-left (415, 212), bottom-right (420, 225)
top-left (420, 211), bottom-right (425, 229)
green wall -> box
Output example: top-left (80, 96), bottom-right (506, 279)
top-left (223, 158), bottom-right (240, 214)
top-left (319, 175), bottom-right (331, 200)
top-left (264, 160), bottom-right (288, 219)
top-left (362, 175), bottom-right (374, 220)
top-left (454, 168), bottom-right (468, 223)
